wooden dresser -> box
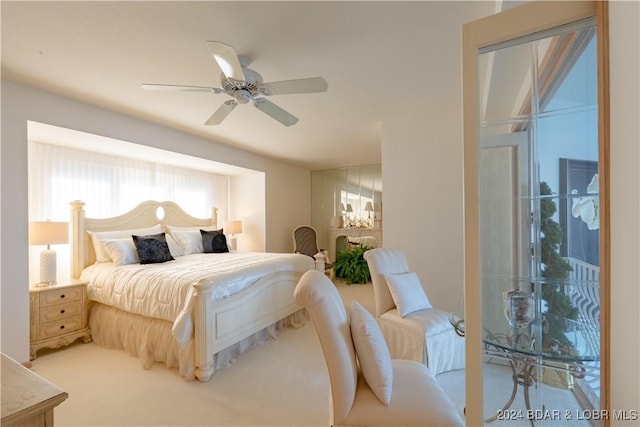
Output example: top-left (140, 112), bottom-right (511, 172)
top-left (1, 354), bottom-right (68, 426)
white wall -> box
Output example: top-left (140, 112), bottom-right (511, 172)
top-left (0, 79), bottom-right (310, 363)
top-left (230, 173), bottom-right (266, 252)
top-left (1, 81), bottom-right (30, 365)
top-left (381, 101), bottom-right (464, 311)
top-left (609, 0), bottom-right (640, 421)
top-left (266, 164), bottom-right (311, 253)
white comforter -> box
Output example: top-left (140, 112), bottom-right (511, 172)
top-left (81, 252), bottom-right (314, 346)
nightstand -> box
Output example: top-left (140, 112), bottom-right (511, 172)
top-left (29, 280), bottom-right (91, 360)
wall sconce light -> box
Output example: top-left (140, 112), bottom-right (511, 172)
top-left (29, 220), bottom-right (69, 286)
top-left (223, 220), bottom-right (243, 251)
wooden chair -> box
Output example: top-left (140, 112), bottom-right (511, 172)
top-left (293, 225), bottom-right (334, 279)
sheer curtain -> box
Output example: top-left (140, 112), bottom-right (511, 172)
top-left (28, 141), bottom-right (229, 282)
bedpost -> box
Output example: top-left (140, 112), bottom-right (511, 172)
top-left (211, 207), bottom-right (218, 227)
top-left (193, 285), bottom-right (215, 382)
top-left (70, 200), bottom-right (86, 279)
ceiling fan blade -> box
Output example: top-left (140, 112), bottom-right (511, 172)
top-left (205, 100), bottom-right (237, 125)
top-left (253, 98), bottom-right (299, 127)
top-left (258, 77), bottom-right (328, 96)
top-left (141, 84), bottom-right (223, 93)
top-left (206, 41), bottom-right (246, 82)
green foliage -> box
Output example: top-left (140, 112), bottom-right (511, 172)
top-left (539, 182), bottom-right (578, 349)
top-left (334, 246), bottom-right (373, 285)
top-left (540, 182), bottom-right (574, 280)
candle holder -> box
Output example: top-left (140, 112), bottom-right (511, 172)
top-left (503, 288), bottom-right (534, 327)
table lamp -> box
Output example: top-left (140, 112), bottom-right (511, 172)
top-left (345, 204), bottom-right (353, 227)
top-left (223, 220), bottom-right (243, 251)
top-left (29, 220), bottom-right (69, 286)
top-left (364, 201), bottom-right (374, 226)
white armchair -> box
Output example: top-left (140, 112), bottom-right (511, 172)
top-left (293, 269), bottom-right (464, 427)
top-left (363, 248), bottom-right (464, 375)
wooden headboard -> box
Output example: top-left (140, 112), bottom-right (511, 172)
top-left (70, 200), bottom-right (218, 279)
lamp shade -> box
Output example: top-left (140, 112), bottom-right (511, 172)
top-left (29, 221), bottom-right (68, 286)
top-left (364, 202), bottom-right (374, 212)
top-left (29, 221), bottom-right (69, 246)
top-left (346, 204), bottom-right (353, 213)
top-left (223, 220), bottom-right (243, 235)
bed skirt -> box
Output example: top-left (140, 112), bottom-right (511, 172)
top-left (88, 302), bottom-right (308, 381)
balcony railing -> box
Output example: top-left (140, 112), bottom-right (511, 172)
top-left (565, 257), bottom-right (600, 409)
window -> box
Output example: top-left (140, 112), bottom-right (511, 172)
top-left (28, 140), bottom-right (229, 282)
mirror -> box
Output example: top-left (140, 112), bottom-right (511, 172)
top-left (311, 164), bottom-right (382, 250)
top-left (463, 2), bottom-right (609, 424)
top-left (476, 18), bottom-right (602, 423)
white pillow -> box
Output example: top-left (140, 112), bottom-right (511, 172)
top-left (349, 301), bottom-right (393, 405)
top-left (88, 224), bottom-right (163, 262)
top-left (384, 271), bottom-right (432, 317)
top-left (103, 235), bottom-right (183, 265)
top-left (166, 225), bottom-right (217, 255)
top-left (103, 238), bottom-right (139, 266)
top-left (165, 234), bottom-right (184, 258)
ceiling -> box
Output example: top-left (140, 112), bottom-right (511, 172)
top-left (1, 1), bottom-right (497, 171)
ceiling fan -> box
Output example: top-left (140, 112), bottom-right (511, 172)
top-left (141, 41), bottom-right (328, 127)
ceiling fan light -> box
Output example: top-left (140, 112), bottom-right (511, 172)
top-left (235, 89), bottom-right (251, 104)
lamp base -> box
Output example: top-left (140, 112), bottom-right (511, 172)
top-left (39, 248), bottom-right (58, 286)
top-left (228, 235), bottom-right (237, 251)
top-left (34, 280), bottom-right (57, 288)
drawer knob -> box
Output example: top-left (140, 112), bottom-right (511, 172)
top-left (60, 294), bottom-right (66, 299)
top-left (60, 325), bottom-right (65, 330)
top-left (60, 309), bottom-right (65, 314)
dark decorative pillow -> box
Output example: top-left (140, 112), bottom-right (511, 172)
top-left (132, 233), bottom-right (175, 264)
top-left (200, 229), bottom-right (229, 253)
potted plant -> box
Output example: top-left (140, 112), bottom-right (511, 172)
top-left (540, 181), bottom-right (577, 346)
top-left (539, 181), bottom-right (578, 388)
top-left (334, 245), bottom-right (373, 284)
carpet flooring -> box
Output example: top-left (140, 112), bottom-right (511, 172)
top-left (28, 282), bottom-right (589, 427)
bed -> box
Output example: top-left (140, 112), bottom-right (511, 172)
top-left (70, 200), bottom-right (315, 382)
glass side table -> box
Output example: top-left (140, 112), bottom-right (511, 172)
top-left (447, 310), bottom-right (598, 426)
top-left (449, 311), bottom-right (466, 338)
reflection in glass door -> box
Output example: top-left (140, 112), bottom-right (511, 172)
top-left (477, 19), bottom-right (600, 425)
